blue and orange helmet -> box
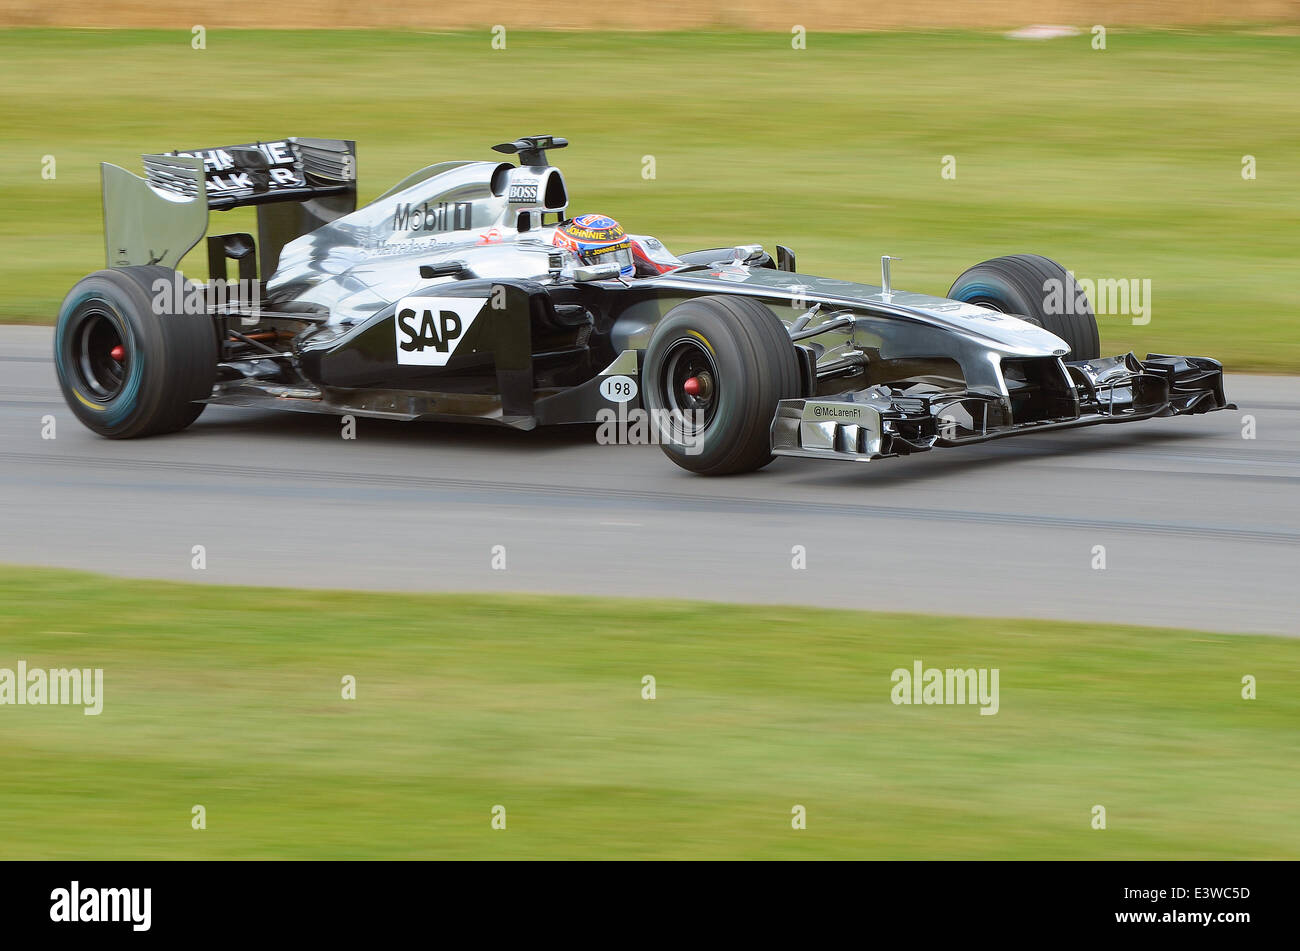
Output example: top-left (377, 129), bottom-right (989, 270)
top-left (552, 213), bottom-right (634, 277)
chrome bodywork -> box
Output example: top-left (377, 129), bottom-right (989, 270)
top-left (267, 159), bottom-right (570, 323)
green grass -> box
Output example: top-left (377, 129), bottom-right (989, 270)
top-left (0, 565), bottom-right (1297, 859)
top-left (1, 28), bottom-right (1297, 371)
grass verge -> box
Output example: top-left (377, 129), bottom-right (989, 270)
top-left (1, 565), bottom-right (1296, 858)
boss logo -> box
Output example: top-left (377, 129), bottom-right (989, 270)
top-left (508, 182), bottom-right (539, 203)
top-left (393, 296), bottom-right (485, 366)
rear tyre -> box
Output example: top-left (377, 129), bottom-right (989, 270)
top-left (948, 253), bottom-right (1100, 361)
top-left (643, 295), bottom-right (801, 475)
top-left (54, 266), bottom-right (218, 438)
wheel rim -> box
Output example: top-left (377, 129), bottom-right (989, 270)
top-left (658, 337), bottom-right (719, 437)
top-left (967, 297), bottom-right (1005, 313)
top-left (71, 309), bottom-right (127, 401)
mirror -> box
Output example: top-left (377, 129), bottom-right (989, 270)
top-left (570, 262), bottom-right (622, 282)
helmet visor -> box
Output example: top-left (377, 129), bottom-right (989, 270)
top-left (582, 239), bottom-right (633, 274)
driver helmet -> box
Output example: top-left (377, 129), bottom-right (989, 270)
top-left (552, 214), bottom-right (634, 277)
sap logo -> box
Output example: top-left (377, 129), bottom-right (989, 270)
top-left (508, 182), bottom-right (539, 203)
top-left (399, 309), bottom-right (461, 352)
top-left (394, 296), bottom-right (485, 366)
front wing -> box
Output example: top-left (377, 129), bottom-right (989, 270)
top-left (770, 353), bottom-right (1234, 462)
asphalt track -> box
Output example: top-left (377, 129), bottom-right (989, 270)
top-left (1, 326), bottom-right (1296, 635)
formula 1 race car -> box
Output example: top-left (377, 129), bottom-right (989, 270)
top-left (55, 134), bottom-right (1233, 475)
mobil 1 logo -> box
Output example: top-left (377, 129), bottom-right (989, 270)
top-left (394, 296), bottom-right (486, 366)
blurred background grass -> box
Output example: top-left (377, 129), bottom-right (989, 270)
top-left (1, 566), bottom-right (1297, 859)
top-left (0, 28), bottom-right (1296, 370)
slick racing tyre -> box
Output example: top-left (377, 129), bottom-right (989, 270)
top-left (948, 253), bottom-right (1100, 361)
top-left (54, 266), bottom-right (218, 438)
top-left (643, 295), bottom-right (801, 475)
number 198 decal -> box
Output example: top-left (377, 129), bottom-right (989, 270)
top-left (599, 375), bottom-right (638, 403)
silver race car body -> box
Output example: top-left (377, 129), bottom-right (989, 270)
top-left (63, 134), bottom-right (1231, 473)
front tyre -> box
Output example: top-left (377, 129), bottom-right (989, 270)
top-left (643, 295), bottom-right (801, 475)
top-left (948, 253), bottom-right (1100, 361)
top-left (54, 266), bottom-right (218, 438)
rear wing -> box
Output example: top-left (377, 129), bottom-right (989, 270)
top-left (101, 137), bottom-right (357, 280)
top-left (150, 138), bottom-right (356, 209)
